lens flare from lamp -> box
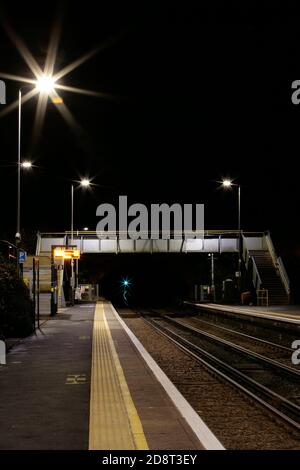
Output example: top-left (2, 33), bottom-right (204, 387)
top-left (222, 179), bottom-right (232, 188)
top-left (80, 178), bottom-right (90, 187)
top-left (21, 161), bottom-right (32, 169)
top-left (36, 74), bottom-right (56, 93)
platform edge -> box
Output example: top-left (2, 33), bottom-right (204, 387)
top-left (110, 303), bottom-right (225, 451)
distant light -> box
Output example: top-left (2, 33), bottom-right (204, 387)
top-left (35, 74), bottom-right (55, 94)
top-left (80, 178), bottom-right (90, 187)
top-left (123, 280), bottom-right (129, 286)
top-left (83, 227), bottom-right (89, 231)
top-left (222, 179), bottom-right (232, 188)
top-left (21, 161), bottom-right (32, 169)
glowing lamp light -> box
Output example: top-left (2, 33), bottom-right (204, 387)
top-left (21, 161), bottom-right (32, 169)
top-left (53, 248), bottom-right (65, 258)
top-left (35, 74), bottom-right (56, 93)
top-left (222, 179), bottom-right (232, 188)
top-left (80, 178), bottom-right (91, 187)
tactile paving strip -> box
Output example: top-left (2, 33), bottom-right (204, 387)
top-left (88, 302), bottom-right (148, 450)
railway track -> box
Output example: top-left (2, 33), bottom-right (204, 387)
top-left (184, 315), bottom-right (293, 356)
top-left (140, 311), bottom-right (300, 431)
top-left (181, 304), bottom-right (300, 348)
top-left (147, 308), bottom-right (296, 368)
top-left (163, 314), bottom-right (297, 371)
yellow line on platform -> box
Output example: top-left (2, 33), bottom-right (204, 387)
top-left (89, 302), bottom-right (148, 450)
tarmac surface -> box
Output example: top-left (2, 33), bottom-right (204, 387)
top-left (0, 301), bottom-right (215, 450)
top-left (0, 304), bottom-right (94, 449)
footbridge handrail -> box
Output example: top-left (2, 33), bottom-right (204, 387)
top-left (264, 231), bottom-right (290, 296)
top-left (251, 256), bottom-right (262, 291)
top-left (277, 256), bottom-right (290, 296)
top-left (38, 229), bottom-right (265, 237)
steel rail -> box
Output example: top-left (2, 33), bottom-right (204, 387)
top-left (141, 314), bottom-right (300, 430)
top-left (162, 315), bottom-right (300, 378)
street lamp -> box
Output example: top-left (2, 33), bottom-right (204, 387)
top-left (16, 75), bottom-right (56, 246)
top-left (80, 178), bottom-right (91, 188)
top-left (220, 178), bottom-right (242, 293)
top-left (70, 178), bottom-right (91, 302)
top-left (71, 178), bottom-right (91, 243)
top-left (221, 179), bottom-right (241, 234)
top-left (222, 179), bottom-right (232, 188)
top-left (35, 74), bottom-right (56, 94)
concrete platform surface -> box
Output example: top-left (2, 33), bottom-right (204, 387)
top-left (190, 302), bottom-right (300, 324)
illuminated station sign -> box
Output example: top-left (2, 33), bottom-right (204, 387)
top-left (53, 247), bottom-right (81, 260)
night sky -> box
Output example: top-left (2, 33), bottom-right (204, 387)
top-left (0, 2), bottom-right (300, 260)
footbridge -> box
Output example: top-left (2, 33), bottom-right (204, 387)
top-left (37, 230), bottom-right (260, 255)
top-left (34, 230), bottom-right (290, 305)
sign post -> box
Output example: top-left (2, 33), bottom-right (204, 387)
top-left (52, 246), bottom-right (81, 309)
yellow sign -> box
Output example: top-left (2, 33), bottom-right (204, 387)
top-left (53, 247), bottom-right (80, 260)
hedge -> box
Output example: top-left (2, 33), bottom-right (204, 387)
top-left (0, 260), bottom-right (34, 337)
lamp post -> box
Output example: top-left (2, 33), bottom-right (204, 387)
top-left (221, 179), bottom-right (242, 293)
top-left (208, 253), bottom-right (216, 302)
top-left (16, 86), bottom-right (31, 246)
top-left (221, 179), bottom-right (241, 232)
top-left (71, 184), bottom-right (74, 245)
top-left (70, 178), bottom-right (91, 301)
top-left (16, 75), bottom-right (56, 273)
top-left (16, 77), bottom-right (55, 242)
top-left (71, 178), bottom-right (91, 243)
top-left (16, 157), bottom-right (33, 243)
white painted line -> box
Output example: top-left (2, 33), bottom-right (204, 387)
top-left (110, 303), bottom-right (225, 451)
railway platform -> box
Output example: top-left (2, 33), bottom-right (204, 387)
top-left (187, 302), bottom-right (300, 325)
top-left (0, 301), bottom-right (223, 450)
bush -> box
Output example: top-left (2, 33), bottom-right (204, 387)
top-left (0, 259), bottom-right (34, 337)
